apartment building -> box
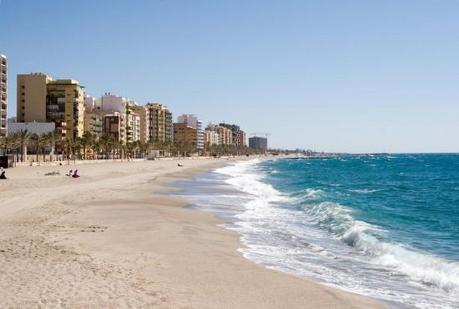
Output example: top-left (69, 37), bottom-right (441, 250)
top-left (0, 54), bottom-right (7, 137)
top-left (88, 93), bottom-right (141, 144)
top-left (219, 123), bottom-right (246, 147)
top-left (132, 105), bottom-right (148, 143)
top-left (217, 126), bottom-right (232, 145)
top-left (83, 97), bottom-right (103, 138)
top-left (177, 114), bottom-right (204, 151)
top-left (17, 73), bottom-right (52, 123)
top-left (46, 79), bottom-right (85, 141)
top-left (173, 123), bottom-right (197, 151)
top-left (145, 103), bottom-right (173, 144)
top-left (204, 130), bottom-right (219, 146)
top-left (125, 100), bottom-right (140, 143)
top-left (103, 112), bottom-right (125, 143)
top-left (17, 73), bottom-right (84, 141)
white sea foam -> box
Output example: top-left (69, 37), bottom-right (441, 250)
top-left (301, 200), bottom-right (459, 294)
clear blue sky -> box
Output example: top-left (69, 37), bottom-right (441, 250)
top-left (1, 0), bottom-right (458, 153)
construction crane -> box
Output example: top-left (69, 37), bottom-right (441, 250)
top-left (250, 132), bottom-right (271, 138)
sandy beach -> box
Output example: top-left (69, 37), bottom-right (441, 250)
top-left (0, 158), bottom-right (384, 308)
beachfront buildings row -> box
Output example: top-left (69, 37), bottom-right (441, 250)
top-left (9, 71), bottom-right (253, 153)
top-left (15, 73), bottom-right (175, 146)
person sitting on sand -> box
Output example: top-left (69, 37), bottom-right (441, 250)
top-left (72, 170), bottom-right (80, 178)
top-left (66, 169), bottom-right (73, 176)
top-left (0, 169), bottom-right (6, 179)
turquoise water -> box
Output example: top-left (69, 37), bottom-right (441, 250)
top-left (176, 154), bottom-right (459, 308)
top-left (266, 155), bottom-right (459, 261)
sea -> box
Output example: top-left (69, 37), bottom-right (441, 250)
top-left (174, 154), bottom-right (459, 308)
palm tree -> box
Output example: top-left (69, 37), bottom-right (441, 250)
top-left (28, 133), bottom-right (41, 163)
top-left (61, 138), bottom-right (76, 164)
top-left (0, 136), bottom-right (14, 156)
top-left (14, 129), bottom-right (30, 162)
top-left (44, 131), bottom-right (60, 162)
top-left (78, 132), bottom-right (94, 160)
top-left (38, 133), bottom-right (49, 162)
top-left (99, 133), bottom-right (115, 159)
top-left (92, 139), bottom-right (101, 160)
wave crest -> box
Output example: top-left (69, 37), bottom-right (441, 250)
top-left (302, 201), bottom-right (459, 293)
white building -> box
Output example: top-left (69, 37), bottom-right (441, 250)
top-left (1, 54), bottom-right (7, 137)
top-left (96, 93), bottom-right (126, 113)
top-left (204, 130), bottom-right (220, 146)
top-left (91, 93), bottom-right (141, 144)
top-left (177, 114), bottom-right (204, 150)
top-left (8, 122), bottom-right (55, 135)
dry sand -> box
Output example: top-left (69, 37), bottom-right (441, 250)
top-left (0, 158), bottom-right (385, 308)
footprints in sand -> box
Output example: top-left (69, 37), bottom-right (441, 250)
top-left (80, 225), bottom-right (108, 233)
top-left (0, 207), bottom-right (169, 308)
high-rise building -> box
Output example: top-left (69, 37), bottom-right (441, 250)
top-left (17, 73), bottom-right (85, 141)
top-left (125, 100), bottom-right (140, 144)
top-left (46, 79), bottom-right (85, 141)
top-left (204, 130), bottom-right (219, 146)
top-left (173, 123), bottom-right (197, 151)
top-left (205, 123), bottom-right (233, 145)
top-left (84, 97), bottom-right (103, 138)
top-left (219, 123), bottom-right (246, 147)
top-left (217, 126), bottom-right (232, 145)
top-left (17, 73), bottom-right (52, 123)
top-left (0, 54), bottom-right (7, 137)
top-left (249, 136), bottom-right (268, 151)
top-left (103, 112), bottom-right (125, 142)
top-left (177, 114), bottom-right (204, 151)
top-left (145, 103), bottom-right (173, 144)
top-left (132, 105), bottom-right (148, 143)
top-left (90, 93), bottom-right (141, 144)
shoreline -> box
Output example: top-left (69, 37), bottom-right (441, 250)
top-left (0, 158), bottom-right (384, 308)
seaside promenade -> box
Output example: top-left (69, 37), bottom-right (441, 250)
top-left (0, 159), bottom-right (383, 308)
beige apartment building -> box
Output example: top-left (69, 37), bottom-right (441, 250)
top-left (132, 105), bottom-right (148, 143)
top-left (47, 80), bottom-right (85, 141)
top-left (219, 123), bottom-right (246, 147)
top-left (125, 101), bottom-right (141, 144)
top-left (204, 130), bottom-right (220, 146)
top-left (217, 126), bottom-right (233, 145)
top-left (145, 103), bottom-right (173, 144)
top-left (0, 54), bottom-right (7, 137)
top-left (17, 73), bottom-right (85, 141)
top-left (17, 73), bottom-right (52, 123)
